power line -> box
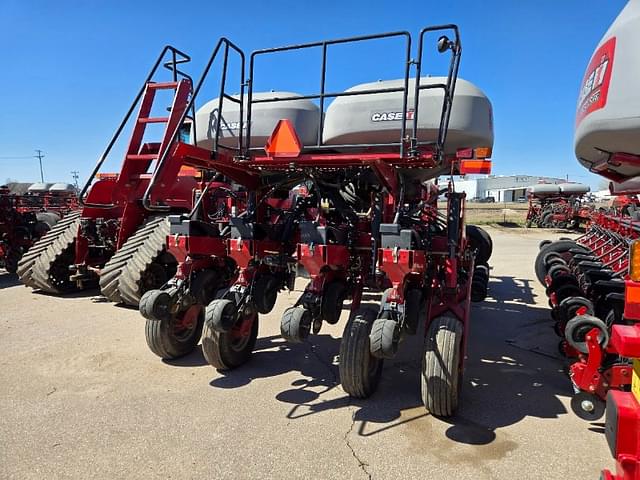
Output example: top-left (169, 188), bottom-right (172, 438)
top-left (0, 156), bottom-right (34, 159)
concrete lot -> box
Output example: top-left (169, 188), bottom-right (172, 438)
top-left (0, 226), bottom-right (613, 479)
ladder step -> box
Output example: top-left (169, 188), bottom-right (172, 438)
top-left (147, 82), bottom-right (178, 90)
top-left (138, 117), bottom-right (169, 124)
top-left (126, 154), bottom-right (158, 161)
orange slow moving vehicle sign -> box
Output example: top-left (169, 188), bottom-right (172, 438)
top-left (576, 36), bottom-right (616, 125)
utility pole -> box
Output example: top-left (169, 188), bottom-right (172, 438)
top-left (71, 170), bottom-right (80, 191)
top-left (34, 150), bottom-right (45, 182)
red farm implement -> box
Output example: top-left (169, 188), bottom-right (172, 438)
top-left (137, 27), bottom-right (494, 417)
top-left (17, 47), bottom-right (201, 306)
top-left (0, 185), bottom-right (77, 274)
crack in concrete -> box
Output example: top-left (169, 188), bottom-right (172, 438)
top-left (344, 410), bottom-right (372, 480)
top-left (304, 341), bottom-right (371, 478)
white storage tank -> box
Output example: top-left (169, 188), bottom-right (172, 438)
top-left (527, 184), bottom-right (561, 198)
top-left (558, 183), bottom-right (590, 195)
top-left (48, 183), bottom-right (75, 193)
top-left (574, 0), bottom-right (640, 179)
top-left (194, 91), bottom-right (320, 151)
top-left (27, 183), bottom-right (52, 193)
top-left (322, 77), bottom-right (493, 153)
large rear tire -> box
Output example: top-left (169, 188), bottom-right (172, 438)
top-left (339, 308), bottom-right (383, 398)
top-left (145, 305), bottom-right (204, 360)
top-left (202, 310), bottom-right (259, 370)
top-left (421, 314), bottom-right (463, 417)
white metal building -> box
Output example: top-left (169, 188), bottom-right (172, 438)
top-left (447, 175), bottom-right (568, 202)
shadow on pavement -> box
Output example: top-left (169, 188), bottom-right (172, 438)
top-left (164, 345), bottom-right (209, 367)
top-left (207, 276), bottom-right (573, 445)
top-left (487, 275), bottom-right (537, 305)
top-left (0, 271), bottom-right (20, 288)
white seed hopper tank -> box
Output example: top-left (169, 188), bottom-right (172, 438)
top-left (27, 183), bottom-right (52, 193)
top-left (558, 183), bottom-right (590, 195)
top-left (527, 184), bottom-right (561, 198)
top-left (48, 183), bottom-right (75, 193)
top-left (322, 77), bottom-right (493, 153)
top-left (574, 0), bottom-right (640, 179)
top-left (194, 92), bottom-right (320, 151)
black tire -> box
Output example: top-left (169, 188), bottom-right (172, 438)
top-left (539, 239), bottom-right (552, 250)
top-left (320, 281), bottom-right (347, 325)
top-left (205, 299), bottom-right (238, 333)
top-left (369, 317), bottom-right (400, 359)
top-left (541, 212), bottom-right (553, 227)
top-left (535, 240), bottom-right (585, 285)
top-left (547, 263), bottom-right (571, 280)
top-left (145, 305), bottom-right (204, 360)
top-left (553, 283), bottom-right (583, 304)
top-left (543, 251), bottom-right (563, 266)
top-left (280, 306), bottom-right (312, 343)
top-left (201, 311), bottom-right (259, 370)
top-left (252, 274), bottom-right (279, 314)
top-left (421, 314), bottom-right (463, 417)
top-left (466, 225), bottom-right (492, 265)
top-left (404, 288), bottom-right (424, 335)
top-left (560, 296), bottom-right (595, 319)
top-left (564, 314), bottom-right (609, 354)
top-left (570, 392), bottom-right (606, 421)
top-left (339, 308), bottom-right (383, 398)
top-left (139, 289), bottom-right (173, 320)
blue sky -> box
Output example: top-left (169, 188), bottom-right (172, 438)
top-left (0, 0), bottom-right (626, 189)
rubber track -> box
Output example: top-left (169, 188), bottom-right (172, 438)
top-left (17, 211), bottom-right (81, 290)
top-left (99, 216), bottom-right (169, 306)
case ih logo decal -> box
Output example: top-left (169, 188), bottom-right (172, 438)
top-left (371, 110), bottom-right (414, 122)
top-left (576, 37), bottom-right (616, 125)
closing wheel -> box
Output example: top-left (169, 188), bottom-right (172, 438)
top-left (320, 281), bottom-right (347, 325)
top-left (564, 314), bottom-right (610, 354)
top-left (535, 240), bottom-right (586, 285)
top-left (369, 315), bottom-right (400, 359)
top-left (339, 308), bottom-right (383, 398)
top-left (559, 296), bottom-right (594, 321)
top-left (553, 283), bottom-right (583, 304)
top-left (205, 299), bottom-right (238, 333)
top-left (145, 304), bottom-right (204, 359)
top-left (201, 309), bottom-right (258, 370)
top-left (570, 391), bottom-right (606, 421)
top-left (139, 289), bottom-right (173, 320)
top-left (252, 274), bottom-right (279, 314)
top-left (539, 239), bottom-right (552, 250)
top-left (280, 306), bottom-right (312, 343)
top-left (404, 288), bottom-right (424, 335)
top-left (421, 314), bottom-right (463, 417)
top-left (548, 263), bottom-right (572, 280)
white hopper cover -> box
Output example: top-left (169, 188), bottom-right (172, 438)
top-left (322, 77), bottom-right (493, 153)
top-left (558, 183), bottom-right (590, 195)
top-left (194, 92), bottom-right (320, 151)
top-left (527, 184), bottom-right (561, 198)
top-left (27, 183), bottom-right (52, 192)
top-left (49, 183), bottom-right (75, 192)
